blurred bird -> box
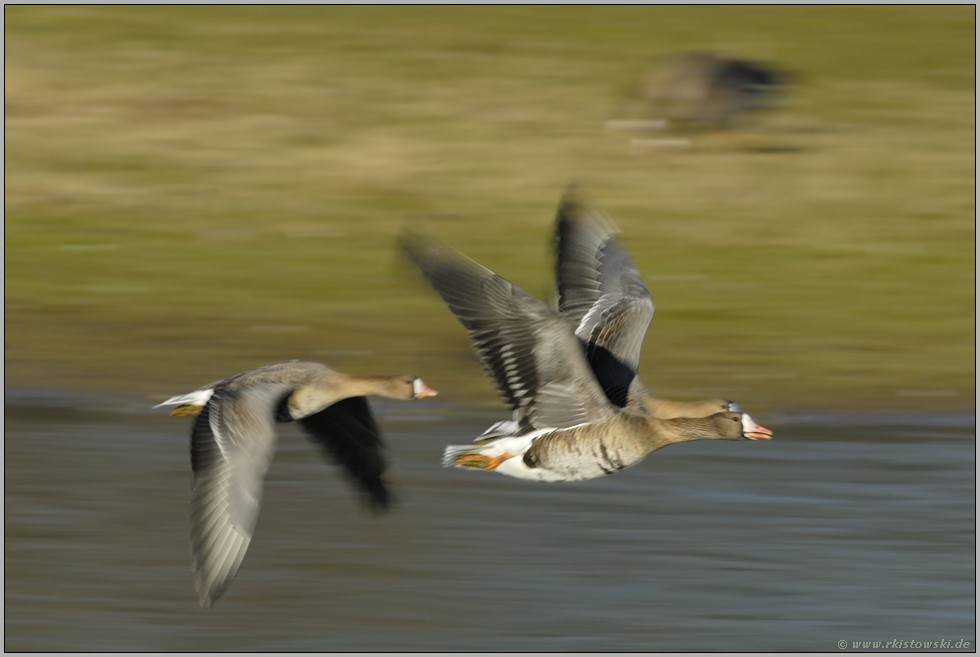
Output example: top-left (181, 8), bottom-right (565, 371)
top-left (645, 53), bottom-right (790, 129)
top-left (401, 189), bottom-right (771, 483)
top-left (552, 188), bottom-right (743, 419)
top-left (155, 361), bottom-right (437, 608)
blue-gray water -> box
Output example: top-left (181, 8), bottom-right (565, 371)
top-left (4, 390), bottom-right (976, 651)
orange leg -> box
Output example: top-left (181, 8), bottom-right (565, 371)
top-left (454, 452), bottom-right (517, 470)
top-left (484, 453), bottom-right (516, 470)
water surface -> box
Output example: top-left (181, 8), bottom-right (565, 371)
top-left (4, 391), bottom-right (975, 651)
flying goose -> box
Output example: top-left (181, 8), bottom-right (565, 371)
top-left (155, 361), bottom-right (437, 607)
top-left (645, 53), bottom-right (789, 129)
top-left (553, 189), bottom-right (741, 420)
top-left (401, 197), bottom-right (770, 483)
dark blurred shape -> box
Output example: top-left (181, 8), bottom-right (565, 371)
top-left (644, 53), bottom-right (791, 129)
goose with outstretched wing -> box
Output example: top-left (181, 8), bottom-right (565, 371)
top-left (401, 212), bottom-right (771, 483)
top-left (156, 361), bottom-right (436, 607)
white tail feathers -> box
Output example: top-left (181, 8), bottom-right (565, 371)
top-left (153, 388), bottom-right (215, 409)
top-left (442, 444), bottom-right (480, 468)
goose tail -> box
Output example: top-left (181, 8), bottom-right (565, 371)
top-left (153, 388), bottom-right (215, 413)
top-left (443, 444), bottom-right (497, 469)
top-left (443, 444), bottom-right (475, 468)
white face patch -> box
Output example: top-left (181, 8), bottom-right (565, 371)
top-left (741, 413), bottom-right (754, 434)
top-left (740, 413), bottom-right (773, 440)
top-left (412, 378), bottom-right (438, 398)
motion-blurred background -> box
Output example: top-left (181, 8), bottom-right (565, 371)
top-left (6, 6), bottom-right (974, 413)
top-left (5, 6), bottom-right (976, 652)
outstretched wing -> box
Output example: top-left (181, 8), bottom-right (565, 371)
top-left (402, 232), bottom-right (616, 434)
top-left (188, 383), bottom-right (291, 608)
top-left (553, 192), bottom-right (655, 406)
top-left (296, 396), bottom-right (392, 512)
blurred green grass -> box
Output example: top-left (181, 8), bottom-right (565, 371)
top-left (4, 6), bottom-right (975, 413)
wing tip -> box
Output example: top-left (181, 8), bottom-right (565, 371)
top-left (399, 230), bottom-right (482, 279)
top-left (555, 186), bottom-right (620, 243)
top-left (363, 479), bottom-right (395, 514)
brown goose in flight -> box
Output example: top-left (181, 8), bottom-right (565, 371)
top-left (645, 53), bottom-right (790, 129)
top-left (155, 361), bottom-right (437, 607)
top-left (401, 194), bottom-right (770, 483)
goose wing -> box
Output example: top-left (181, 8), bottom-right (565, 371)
top-left (296, 396), bottom-right (392, 512)
top-left (188, 382), bottom-right (291, 608)
top-left (554, 194), bottom-right (655, 406)
top-left (402, 233), bottom-right (617, 434)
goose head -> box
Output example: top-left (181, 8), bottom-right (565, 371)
top-left (709, 412), bottom-right (773, 441)
top-left (382, 375), bottom-right (438, 400)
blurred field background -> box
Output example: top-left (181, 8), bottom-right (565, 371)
top-left (5, 6), bottom-right (975, 414)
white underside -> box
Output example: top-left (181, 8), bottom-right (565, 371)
top-left (446, 425), bottom-right (588, 482)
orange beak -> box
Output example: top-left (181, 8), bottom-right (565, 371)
top-left (413, 378), bottom-right (438, 399)
top-left (744, 416), bottom-right (773, 440)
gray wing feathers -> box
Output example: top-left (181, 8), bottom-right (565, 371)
top-left (189, 383), bottom-right (290, 608)
top-left (554, 194), bottom-right (622, 326)
top-left (554, 194), bottom-right (655, 375)
top-left (402, 235), bottom-right (545, 417)
top-left (402, 233), bottom-right (615, 432)
top-left (579, 296), bottom-right (655, 374)
top-left (530, 382), bottom-right (592, 429)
